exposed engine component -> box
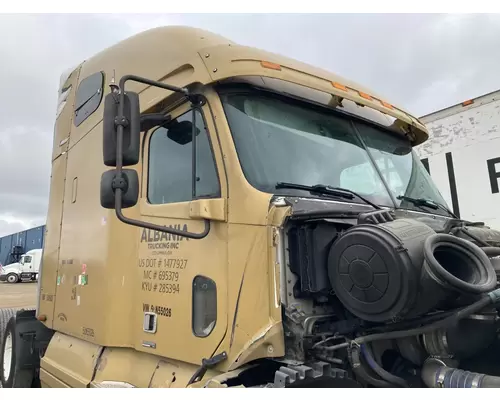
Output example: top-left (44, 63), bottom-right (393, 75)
top-left (421, 358), bottom-right (500, 388)
top-left (446, 221), bottom-right (500, 247)
top-left (483, 246), bottom-right (500, 280)
top-left (328, 218), bottom-right (496, 322)
top-left (420, 314), bottom-right (497, 359)
top-left (288, 222), bottom-right (339, 298)
top-left (281, 208), bottom-right (500, 388)
top-left (396, 313), bottom-right (498, 364)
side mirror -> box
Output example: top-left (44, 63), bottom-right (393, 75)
top-left (102, 91), bottom-right (141, 166)
top-left (99, 74), bottom-right (210, 240)
top-left (100, 169), bottom-right (139, 209)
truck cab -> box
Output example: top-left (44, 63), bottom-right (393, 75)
top-left (0, 248), bottom-right (42, 283)
top-left (2, 26), bottom-right (500, 389)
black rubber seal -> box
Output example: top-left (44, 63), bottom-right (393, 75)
top-left (423, 234), bottom-right (497, 294)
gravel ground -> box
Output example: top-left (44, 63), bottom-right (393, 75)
top-left (0, 281), bottom-right (38, 309)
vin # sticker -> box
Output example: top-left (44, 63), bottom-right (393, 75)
top-left (143, 303), bottom-right (172, 317)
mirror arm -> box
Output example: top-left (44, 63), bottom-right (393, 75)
top-left (112, 75), bottom-right (211, 240)
top-left (140, 113), bottom-right (171, 132)
top-left (114, 190), bottom-right (210, 239)
top-left (116, 74), bottom-right (206, 105)
top-left (119, 74), bottom-right (189, 96)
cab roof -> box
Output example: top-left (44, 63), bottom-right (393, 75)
top-left (70, 25), bottom-right (429, 146)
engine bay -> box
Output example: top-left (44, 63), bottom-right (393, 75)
top-left (277, 206), bottom-right (500, 388)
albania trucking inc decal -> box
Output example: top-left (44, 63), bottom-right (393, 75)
top-left (139, 225), bottom-right (189, 297)
top-left (140, 224), bottom-right (190, 251)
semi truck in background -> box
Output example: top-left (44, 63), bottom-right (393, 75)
top-left (415, 90), bottom-right (500, 230)
top-left (0, 248), bottom-right (42, 283)
top-left (0, 225), bottom-right (45, 267)
top-left (3, 26), bottom-right (500, 389)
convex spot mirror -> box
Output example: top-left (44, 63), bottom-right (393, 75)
top-left (393, 146), bottom-right (412, 156)
top-left (100, 169), bottom-right (139, 209)
top-left (102, 91), bottom-right (141, 167)
top-left (166, 119), bottom-right (200, 146)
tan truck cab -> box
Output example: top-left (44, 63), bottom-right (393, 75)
top-left (2, 26), bottom-right (500, 389)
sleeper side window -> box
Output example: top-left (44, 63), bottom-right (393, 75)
top-left (73, 72), bottom-right (104, 126)
top-left (148, 108), bottom-right (220, 204)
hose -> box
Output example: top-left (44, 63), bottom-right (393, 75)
top-left (456, 227), bottom-right (491, 247)
top-left (324, 288), bottom-right (500, 352)
top-left (422, 359), bottom-right (500, 388)
top-left (315, 355), bottom-right (343, 365)
top-left (347, 346), bottom-right (395, 388)
top-left (482, 376), bottom-right (500, 388)
top-left (360, 344), bottom-right (409, 388)
top-left (364, 309), bottom-right (457, 335)
top-left (482, 247), bottom-right (500, 257)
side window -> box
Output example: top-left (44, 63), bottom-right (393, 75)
top-left (74, 72), bottom-right (104, 126)
top-left (148, 109), bottom-right (220, 204)
top-left (24, 256), bottom-right (32, 263)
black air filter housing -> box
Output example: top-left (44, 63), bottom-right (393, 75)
top-left (288, 222), bottom-right (339, 297)
top-left (327, 219), bottom-right (436, 322)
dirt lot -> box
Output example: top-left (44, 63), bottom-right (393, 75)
top-left (0, 281), bottom-right (38, 309)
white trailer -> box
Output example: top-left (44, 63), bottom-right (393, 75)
top-left (0, 248), bottom-right (42, 283)
top-left (415, 89), bottom-right (500, 230)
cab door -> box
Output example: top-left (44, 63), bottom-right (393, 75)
top-left (22, 255), bottom-right (32, 274)
top-left (137, 100), bottom-right (228, 365)
top-left (26, 256), bottom-right (33, 273)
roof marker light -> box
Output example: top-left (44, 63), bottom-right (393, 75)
top-left (358, 91), bottom-right (373, 101)
top-left (332, 82), bottom-right (348, 92)
top-left (260, 61), bottom-right (281, 71)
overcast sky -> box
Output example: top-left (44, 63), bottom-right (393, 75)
top-left (0, 13), bottom-right (499, 237)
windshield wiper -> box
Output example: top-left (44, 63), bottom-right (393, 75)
top-left (397, 195), bottom-right (457, 218)
top-left (275, 182), bottom-right (381, 210)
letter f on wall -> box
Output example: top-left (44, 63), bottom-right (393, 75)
top-left (487, 157), bottom-right (500, 194)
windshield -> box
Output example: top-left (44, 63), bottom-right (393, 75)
top-left (220, 88), bottom-right (450, 216)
